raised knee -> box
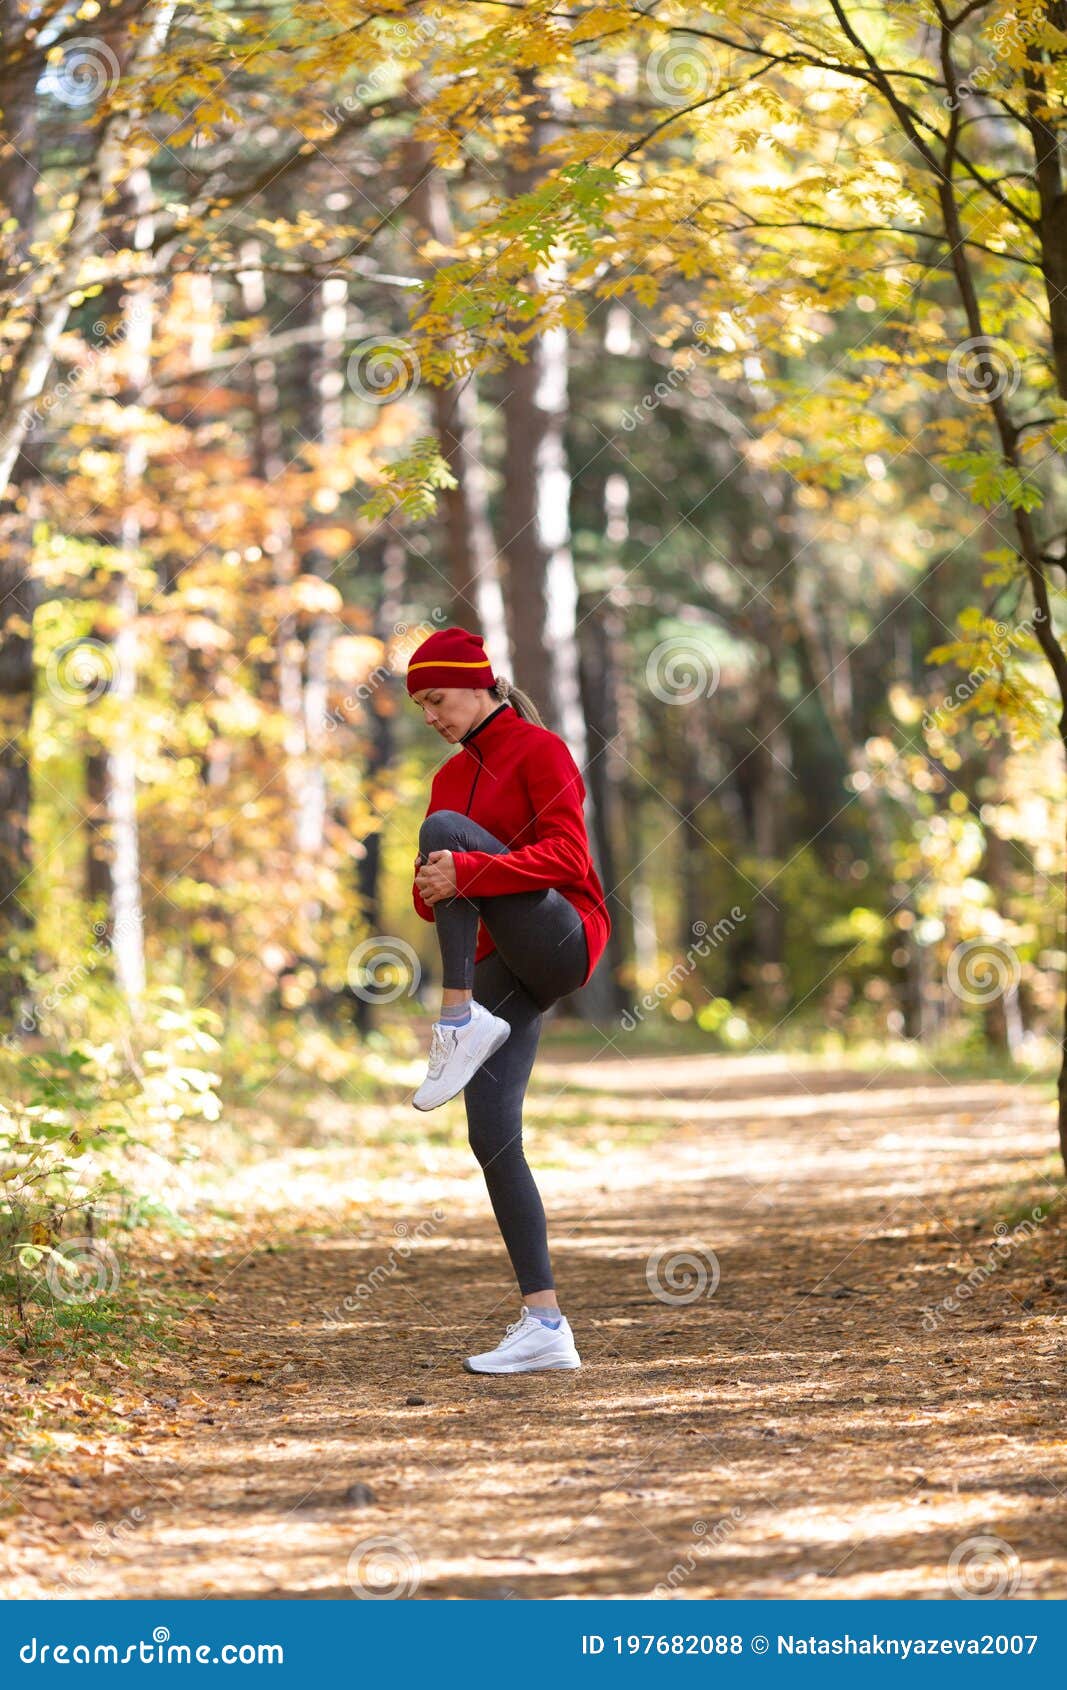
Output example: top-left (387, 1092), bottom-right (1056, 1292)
top-left (419, 809), bottom-right (466, 852)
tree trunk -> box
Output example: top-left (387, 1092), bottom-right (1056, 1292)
top-left (500, 91), bottom-right (606, 1021)
top-left (179, 274), bottom-right (233, 998)
top-left (0, 5), bottom-right (40, 1030)
top-left (237, 244), bottom-right (306, 819)
top-left (104, 173), bottom-right (154, 1011)
top-left (500, 95), bottom-right (586, 760)
top-left (298, 278), bottom-right (346, 863)
top-left (0, 490), bottom-right (38, 1027)
top-left (351, 539), bottom-right (406, 1035)
top-left (574, 594), bottom-right (626, 1020)
top-left (747, 607), bottom-right (790, 1014)
top-left (501, 315), bottom-right (584, 747)
top-left (866, 65), bottom-right (1067, 1146)
top-left (85, 749), bottom-right (111, 906)
top-left (288, 277), bottom-right (346, 981)
top-left (678, 697), bottom-right (712, 959)
top-left (573, 463), bottom-right (636, 1018)
top-left (406, 147), bottom-right (509, 670)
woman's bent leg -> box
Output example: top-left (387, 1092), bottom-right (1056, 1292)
top-left (477, 887), bottom-right (587, 1012)
top-left (464, 949), bottom-right (554, 1295)
top-left (417, 809), bottom-right (589, 1010)
top-left (418, 810), bottom-right (504, 992)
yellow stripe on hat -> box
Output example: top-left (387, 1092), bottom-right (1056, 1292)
top-left (407, 658), bottom-right (491, 671)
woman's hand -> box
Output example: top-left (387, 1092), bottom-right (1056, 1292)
top-left (414, 848), bottom-right (458, 904)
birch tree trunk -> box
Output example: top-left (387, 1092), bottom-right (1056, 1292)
top-left (237, 245), bottom-right (306, 818)
top-left (286, 277), bottom-right (347, 976)
top-left (105, 171), bottom-right (153, 1010)
top-left (0, 0), bottom-right (41, 1028)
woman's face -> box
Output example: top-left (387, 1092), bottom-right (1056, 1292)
top-left (411, 686), bottom-right (490, 743)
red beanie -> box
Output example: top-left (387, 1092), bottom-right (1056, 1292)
top-left (406, 625), bottom-right (495, 694)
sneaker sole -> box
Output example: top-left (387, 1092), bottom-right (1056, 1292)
top-left (412, 1017), bottom-right (511, 1111)
top-left (462, 1356), bottom-right (582, 1374)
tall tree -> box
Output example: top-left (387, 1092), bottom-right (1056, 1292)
top-left (407, 145), bottom-right (510, 662)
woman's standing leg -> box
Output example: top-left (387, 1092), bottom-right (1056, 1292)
top-left (461, 947), bottom-right (582, 1371)
top-left (415, 807), bottom-right (588, 1369)
top-left (463, 950), bottom-right (554, 1295)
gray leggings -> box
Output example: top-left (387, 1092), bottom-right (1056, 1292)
top-left (417, 808), bottom-right (589, 1294)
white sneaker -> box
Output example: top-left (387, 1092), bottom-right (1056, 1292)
top-left (411, 1001), bottom-right (511, 1111)
top-left (463, 1306), bottom-right (582, 1374)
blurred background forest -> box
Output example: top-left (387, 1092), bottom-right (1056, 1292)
top-left (2, 0), bottom-right (1066, 1339)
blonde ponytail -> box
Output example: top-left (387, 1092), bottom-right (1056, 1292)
top-left (492, 675), bottom-right (544, 726)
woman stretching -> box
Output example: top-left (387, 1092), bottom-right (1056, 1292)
top-left (407, 625), bottom-right (611, 1375)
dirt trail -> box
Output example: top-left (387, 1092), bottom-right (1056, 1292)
top-left (2, 1053), bottom-right (1065, 1600)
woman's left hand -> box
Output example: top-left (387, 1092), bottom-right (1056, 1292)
top-left (415, 848), bottom-right (458, 904)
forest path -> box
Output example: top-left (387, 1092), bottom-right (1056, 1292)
top-left (2, 1051), bottom-right (1065, 1599)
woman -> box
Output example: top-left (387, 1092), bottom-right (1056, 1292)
top-left (407, 624), bottom-right (611, 1375)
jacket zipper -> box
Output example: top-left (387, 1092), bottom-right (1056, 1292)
top-left (463, 744), bottom-right (484, 815)
top-left (458, 700), bottom-right (509, 815)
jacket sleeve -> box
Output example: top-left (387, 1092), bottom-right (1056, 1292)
top-left (450, 739), bottom-right (591, 898)
top-left (413, 852), bottom-right (435, 923)
top-left (412, 785), bottom-right (437, 923)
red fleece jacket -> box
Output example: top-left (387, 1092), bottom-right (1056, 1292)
top-left (412, 702), bottom-right (611, 988)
